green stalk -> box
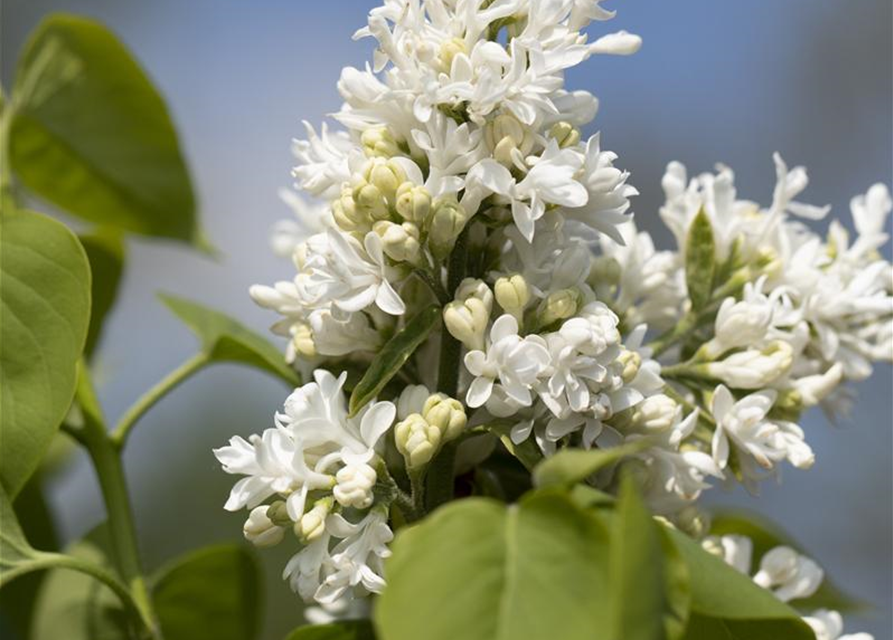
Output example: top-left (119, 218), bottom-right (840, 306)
top-left (112, 352), bottom-right (209, 449)
top-left (75, 364), bottom-right (163, 639)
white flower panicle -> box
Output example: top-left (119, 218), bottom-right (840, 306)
top-left (221, 0), bottom-right (892, 610)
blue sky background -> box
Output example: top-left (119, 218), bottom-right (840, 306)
top-left (2, 1), bottom-right (891, 637)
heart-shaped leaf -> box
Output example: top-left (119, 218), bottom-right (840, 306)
top-left (9, 14), bottom-right (202, 245)
top-left (151, 545), bottom-right (261, 640)
top-left (375, 490), bottom-right (611, 640)
top-left (532, 442), bottom-right (646, 489)
top-left (0, 208), bottom-right (91, 497)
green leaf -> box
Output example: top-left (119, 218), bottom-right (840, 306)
top-left (375, 490), bottom-right (611, 640)
top-left (685, 208), bottom-right (716, 312)
top-left (151, 544), bottom-right (261, 640)
top-left (159, 293), bottom-right (299, 386)
top-left (80, 231), bottom-right (124, 359)
top-left (680, 613), bottom-right (813, 640)
top-left (667, 529), bottom-right (814, 639)
top-left (483, 421), bottom-right (544, 472)
top-left (659, 527), bottom-right (692, 640)
top-left (532, 442), bottom-right (645, 489)
top-left (349, 305), bottom-right (440, 416)
top-left (285, 621), bottom-right (376, 640)
top-left (0, 208), bottom-right (91, 497)
top-left (609, 476), bottom-right (673, 640)
top-left (710, 511), bottom-right (863, 612)
top-left (9, 14), bottom-right (201, 245)
top-left (30, 527), bottom-right (133, 640)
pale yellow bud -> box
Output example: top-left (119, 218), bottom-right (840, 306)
top-left (455, 278), bottom-right (493, 310)
top-left (422, 394), bottom-right (467, 442)
top-left (361, 127), bottom-right (402, 158)
top-left (291, 322), bottom-right (316, 358)
top-left (632, 394), bottom-right (678, 432)
top-left (374, 221), bottom-right (422, 265)
top-left (352, 181), bottom-right (390, 222)
top-left (364, 158), bottom-right (407, 205)
top-left (494, 274), bottom-right (530, 319)
top-left (243, 506), bottom-right (285, 548)
top-left (332, 185), bottom-right (369, 232)
top-left (429, 196), bottom-right (468, 258)
top-left (616, 349), bottom-right (641, 384)
top-left (395, 413), bottom-right (442, 469)
top-left (486, 113), bottom-right (534, 166)
top-left (395, 183), bottom-right (432, 226)
top-left (439, 37), bottom-right (468, 72)
top-left (537, 288), bottom-right (581, 326)
top-left (549, 121), bottom-right (581, 148)
top-left (297, 498), bottom-right (333, 543)
top-left (444, 298), bottom-right (490, 351)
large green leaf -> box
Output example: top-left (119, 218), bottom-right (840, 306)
top-left (375, 490), bottom-right (611, 640)
top-left (685, 208), bottom-right (716, 312)
top-left (710, 511), bottom-right (862, 612)
top-left (532, 443), bottom-right (645, 489)
top-left (285, 621), bottom-right (376, 640)
top-left (30, 527), bottom-right (133, 640)
top-left (0, 208), bottom-right (91, 497)
top-left (9, 14), bottom-right (201, 245)
top-left (348, 305), bottom-right (440, 416)
top-left (609, 477), bottom-right (673, 640)
top-left (668, 529), bottom-right (814, 639)
top-left (151, 545), bottom-right (261, 640)
top-left (159, 293), bottom-right (299, 386)
top-left (80, 231), bottom-right (124, 359)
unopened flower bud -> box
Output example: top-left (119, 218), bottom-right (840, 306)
top-left (429, 196), bottom-right (468, 258)
top-left (632, 394), bottom-right (678, 432)
top-left (706, 341), bottom-right (793, 389)
top-left (265, 500), bottom-right (293, 527)
top-left (494, 274), bottom-right (530, 319)
top-left (439, 37), bottom-right (468, 73)
top-left (244, 506), bottom-right (285, 548)
top-left (549, 121), bottom-right (581, 148)
top-left (333, 461), bottom-right (377, 509)
top-left (373, 221), bottom-right (422, 265)
top-left (361, 127), bottom-right (402, 158)
top-left (616, 349), bottom-right (641, 384)
top-left (395, 183), bottom-right (432, 226)
top-left (298, 498), bottom-right (333, 543)
top-left (455, 278), bottom-right (493, 308)
top-left (791, 363), bottom-right (843, 408)
top-left (422, 394), bottom-right (467, 442)
top-left (486, 114), bottom-right (534, 167)
top-left (444, 297), bottom-right (491, 351)
top-left (537, 288), bottom-right (581, 327)
top-left (353, 181), bottom-right (390, 221)
top-left (332, 185), bottom-right (369, 232)
top-left (291, 322), bottom-right (316, 358)
top-left (364, 158), bottom-right (407, 204)
top-left (395, 414), bottom-right (442, 469)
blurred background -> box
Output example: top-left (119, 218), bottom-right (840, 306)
top-left (2, 0), bottom-right (891, 637)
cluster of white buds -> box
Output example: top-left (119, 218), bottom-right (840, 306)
top-left (396, 393), bottom-right (467, 470)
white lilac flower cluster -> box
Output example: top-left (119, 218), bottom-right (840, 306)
top-left (216, 0), bottom-right (893, 611)
top-left (704, 535), bottom-right (873, 639)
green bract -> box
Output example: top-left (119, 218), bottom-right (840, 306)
top-left (684, 208), bottom-right (716, 313)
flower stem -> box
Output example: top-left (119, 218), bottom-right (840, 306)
top-left (112, 352), bottom-right (209, 449)
top-left (75, 363), bottom-right (163, 639)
